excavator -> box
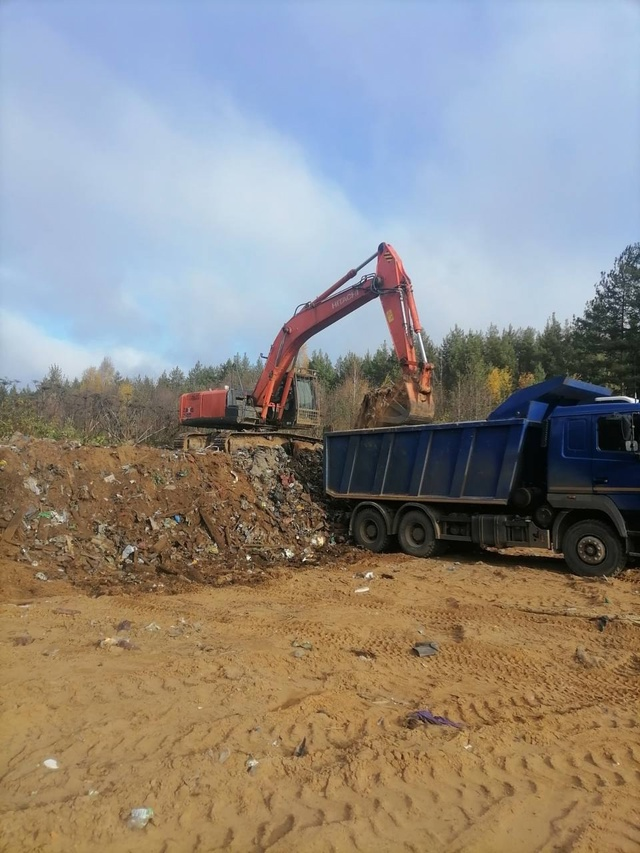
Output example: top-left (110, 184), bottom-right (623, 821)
top-left (178, 242), bottom-right (434, 450)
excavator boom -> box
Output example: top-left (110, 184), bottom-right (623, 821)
top-left (251, 242), bottom-right (434, 425)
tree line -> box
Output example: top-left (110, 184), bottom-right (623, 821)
top-left (1, 243), bottom-right (638, 443)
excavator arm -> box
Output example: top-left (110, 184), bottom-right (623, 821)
top-left (251, 242), bottom-right (434, 425)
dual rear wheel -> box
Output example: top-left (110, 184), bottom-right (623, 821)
top-left (352, 506), bottom-right (444, 558)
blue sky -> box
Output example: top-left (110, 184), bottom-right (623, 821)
top-left (1, 0), bottom-right (638, 385)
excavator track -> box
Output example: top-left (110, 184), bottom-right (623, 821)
top-left (178, 430), bottom-right (322, 454)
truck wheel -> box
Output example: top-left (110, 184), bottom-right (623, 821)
top-left (398, 510), bottom-right (442, 558)
top-left (352, 506), bottom-right (389, 553)
top-left (562, 520), bottom-right (626, 577)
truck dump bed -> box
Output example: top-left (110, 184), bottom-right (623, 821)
top-left (324, 419), bottom-right (534, 504)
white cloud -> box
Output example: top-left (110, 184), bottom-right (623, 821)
top-left (0, 4), bottom-right (638, 386)
top-left (0, 309), bottom-right (168, 387)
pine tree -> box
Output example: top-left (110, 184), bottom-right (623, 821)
top-left (573, 244), bottom-right (640, 393)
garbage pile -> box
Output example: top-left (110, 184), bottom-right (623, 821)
top-left (0, 436), bottom-right (353, 595)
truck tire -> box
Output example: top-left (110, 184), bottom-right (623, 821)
top-left (352, 506), bottom-right (389, 553)
top-left (398, 510), bottom-right (443, 558)
top-left (562, 520), bottom-right (626, 577)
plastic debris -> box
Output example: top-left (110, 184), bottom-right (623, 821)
top-left (98, 637), bottom-right (139, 650)
top-left (127, 807), bottom-right (154, 829)
top-left (34, 572), bottom-right (48, 582)
top-left (246, 757), bottom-right (259, 774)
top-left (218, 747), bottom-right (231, 764)
top-left (351, 648), bottom-right (377, 660)
top-left (23, 477), bottom-right (41, 495)
top-left (354, 586), bottom-right (370, 594)
top-left (52, 607), bottom-right (81, 616)
top-left (144, 622), bottom-right (161, 632)
top-left (103, 474), bottom-right (116, 484)
top-left (121, 545), bottom-right (136, 561)
top-left (116, 620), bottom-right (133, 632)
top-left (291, 640), bottom-right (313, 651)
top-left (294, 737), bottom-right (308, 758)
top-left (43, 758), bottom-right (59, 770)
top-left (407, 709), bottom-right (463, 729)
top-left (412, 641), bottom-right (440, 657)
top-left (283, 548), bottom-right (295, 559)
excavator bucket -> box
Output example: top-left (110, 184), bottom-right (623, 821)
top-left (354, 379), bottom-right (435, 429)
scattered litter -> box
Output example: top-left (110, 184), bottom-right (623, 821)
top-left (406, 709), bottom-right (463, 729)
top-left (23, 477), bottom-right (41, 495)
top-left (354, 570), bottom-right (375, 580)
top-left (291, 640), bottom-right (313, 651)
top-left (52, 607), bottom-right (81, 616)
top-left (103, 474), bottom-right (116, 484)
top-left (292, 648), bottom-right (307, 659)
top-left (127, 807), bottom-right (154, 829)
top-left (34, 572), bottom-right (48, 582)
top-left (354, 586), bottom-right (370, 594)
top-left (121, 545), bottom-right (136, 561)
top-left (246, 757), bottom-right (259, 774)
top-left (144, 622), bottom-right (161, 632)
top-left (596, 615), bottom-right (609, 632)
top-left (351, 648), bottom-right (377, 661)
top-left (575, 646), bottom-right (605, 668)
top-left (294, 737), bottom-right (308, 758)
top-left (381, 573), bottom-right (395, 580)
top-left (38, 510), bottom-right (68, 524)
top-left (283, 548), bottom-right (295, 559)
top-left (116, 620), bottom-right (133, 632)
top-left (13, 634), bottom-right (34, 646)
top-left (98, 637), bottom-right (139, 650)
top-left (218, 747), bottom-right (231, 764)
top-left (412, 641), bottom-right (439, 657)
top-left (42, 758), bottom-right (59, 770)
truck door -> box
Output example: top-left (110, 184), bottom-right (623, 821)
top-left (592, 412), bottom-right (640, 495)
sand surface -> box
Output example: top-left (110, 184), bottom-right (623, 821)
top-left (2, 551), bottom-right (640, 853)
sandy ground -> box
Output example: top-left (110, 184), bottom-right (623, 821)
top-left (2, 550), bottom-right (639, 853)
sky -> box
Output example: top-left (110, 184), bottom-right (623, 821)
top-left (0, 0), bottom-right (639, 387)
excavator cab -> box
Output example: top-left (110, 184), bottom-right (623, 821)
top-left (273, 369), bottom-right (319, 429)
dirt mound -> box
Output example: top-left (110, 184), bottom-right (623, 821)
top-left (0, 436), bottom-right (351, 596)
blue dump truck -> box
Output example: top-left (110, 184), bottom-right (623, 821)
top-left (324, 376), bottom-right (640, 577)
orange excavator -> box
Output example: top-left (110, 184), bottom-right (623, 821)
top-left (178, 243), bottom-right (434, 448)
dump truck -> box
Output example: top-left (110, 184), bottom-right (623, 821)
top-left (324, 376), bottom-right (640, 577)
